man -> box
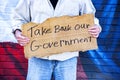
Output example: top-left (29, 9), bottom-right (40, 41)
top-left (12, 0), bottom-right (101, 80)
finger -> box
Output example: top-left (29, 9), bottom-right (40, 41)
top-left (19, 42), bottom-right (28, 46)
top-left (89, 26), bottom-right (101, 32)
top-left (16, 35), bottom-right (30, 41)
top-left (17, 37), bottom-right (30, 42)
top-left (20, 43), bottom-right (27, 46)
top-left (88, 30), bottom-right (97, 33)
top-left (20, 43), bottom-right (24, 46)
top-left (88, 27), bottom-right (98, 31)
top-left (18, 40), bottom-right (30, 46)
top-left (17, 37), bottom-right (30, 46)
top-left (18, 39), bottom-right (30, 45)
top-left (17, 39), bottom-right (29, 44)
top-left (93, 34), bottom-right (99, 38)
top-left (90, 32), bottom-right (98, 35)
top-left (88, 28), bottom-right (100, 35)
top-left (90, 33), bottom-right (99, 38)
top-left (89, 26), bottom-right (96, 29)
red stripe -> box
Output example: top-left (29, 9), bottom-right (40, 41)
top-left (0, 42), bottom-right (27, 80)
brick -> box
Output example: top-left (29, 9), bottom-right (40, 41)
top-left (94, 5), bottom-right (120, 12)
top-left (92, 0), bottom-right (119, 5)
top-left (0, 55), bottom-right (27, 62)
top-left (0, 69), bottom-right (27, 76)
top-left (0, 62), bottom-right (27, 69)
top-left (96, 12), bottom-right (120, 18)
top-left (0, 76), bottom-right (26, 80)
top-left (98, 38), bottom-right (120, 45)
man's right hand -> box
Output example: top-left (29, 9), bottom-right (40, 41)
top-left (14, 30), bottom-right (30, 46)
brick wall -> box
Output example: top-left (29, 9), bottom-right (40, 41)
top-left (77, 0), bottom-right (120, 80)
top-left (0, 43), bottom-right (27, 80)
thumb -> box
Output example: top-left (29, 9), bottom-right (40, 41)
top-left (15, 30), bottom-right (25, 39)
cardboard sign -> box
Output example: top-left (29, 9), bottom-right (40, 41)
top-left (22, 14), bottom-right (98, 58)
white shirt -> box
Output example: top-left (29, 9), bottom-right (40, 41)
top-left (12, 0), bottom-right (100, 61)
top-left (0, 1), bottom-right (18, 42)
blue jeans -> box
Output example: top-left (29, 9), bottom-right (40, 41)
top-left (26, 57), bottom-right (77, 80)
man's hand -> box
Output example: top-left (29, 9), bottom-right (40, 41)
top-left (88, 24), bottom-right (101, 38)
top-left (14, 30), bottom-right (30, 46)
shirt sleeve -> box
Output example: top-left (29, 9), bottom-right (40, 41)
top-left (80, 0), bottom-right (102, 32)
top-left (11, 0), bottom-right (31, 31)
